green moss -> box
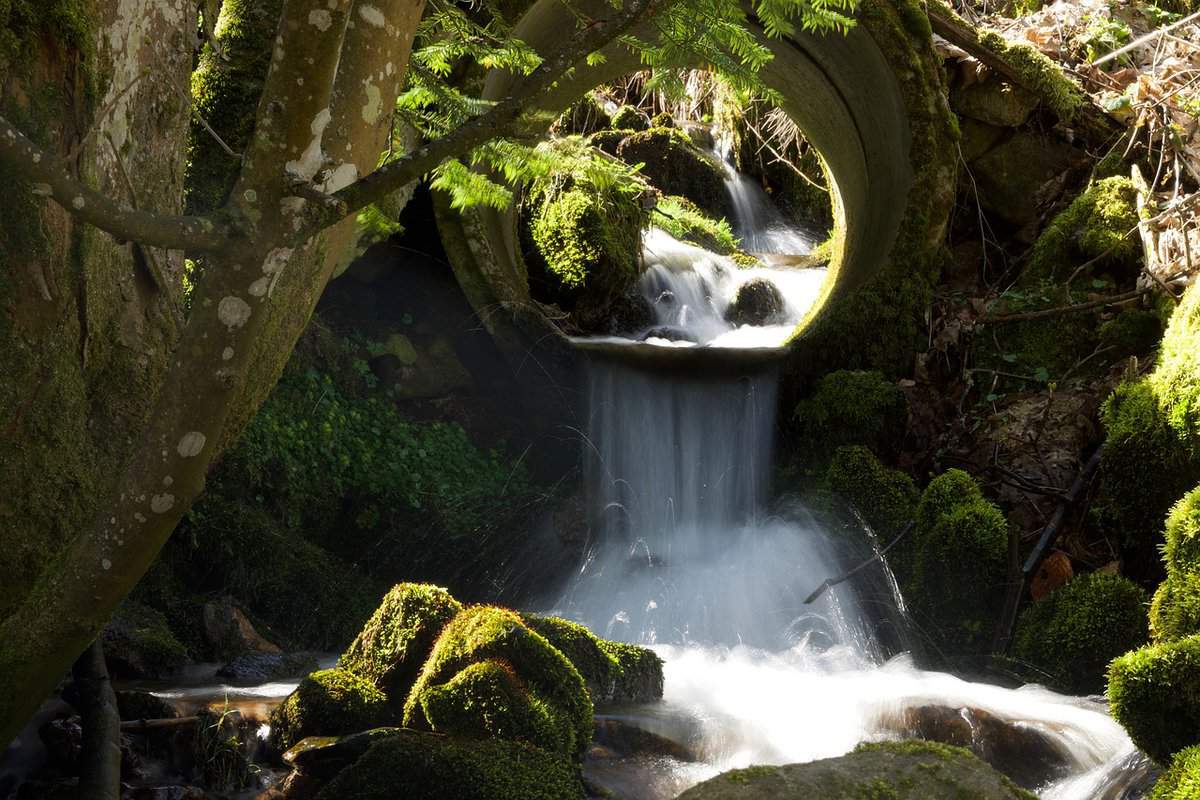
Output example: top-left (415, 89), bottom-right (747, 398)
top-left (1025, 177), bottom-right (1139, 282)
top-left (826, 446), bottom-right (918, 539)
top-left (1150, 572), bottom-right (1200, 644)
top-left (1164, 488), bottom-right (1200, 576)
top-left (909, 471), bottom-right (1009, 656)
top-left (616, 128), bottom-right (728, 220)
top-left (519, 614), bottom-right (663, 704)
top-left (1099, 309), bottom-right (1163, 358)
top-left (1012, 572), bottom-right (1148, 693)
top-left (102, 602), bottom-right (189, 679)
top-left (403, 606), bottom-right (593, 759)
top-left (610, 105), bottom-right (647, 131)
top-left (652, 195), bottom-right (744, 257)
top-left (588, 129), bottom-right (631, 156)
top-left (650, 111), bottom-right (674, 128)
top-left (420, 659), bottom-right (562, 752)
top-left (1108, 634), bottom-right (1200, 763)
top-left (340, 583), bottom-right (463, 707)
top-left (1151, 744), bottom-right (1200, 799)
top-left (793, 371), bottom-right (907, 464)
top-left (314, 729), bottom-right (583, 800)
top-left (553, 93), bottom-right (611, 136)
top-left (268, 668), bottom-right (392, 753)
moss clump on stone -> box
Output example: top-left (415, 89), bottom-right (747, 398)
top-left (340, 583), bottom-right (462, 708)
top-left (652, 195), bottom-right (744, 257)
top-left (1025, 177), bottom-right (1139, 282)
top-left (826, 446), bottom-right (918, 538)
top-left (314, 729), bottom-right (583, 800)
top-left (1108, 634), bottom-right (1200, 763)
top-left (1149, 488), bottom-right (1200, 642)
top-left (552, 93), bottom-right (611, 136)
top-left (615, 128), bottom-right (729, 220)
top-left (610, 105), bottom-right (647, 131)
top-left (1151, 744), bottom-right (1200, 799)
top-left (101, 602), bottom-right (189, 679)
top-left (1012, 572), bottom-right (1148, 693)
top-left (268, 668), bottom-right (392, 752)
top-left (403, 606), bottom-right (593, 759)
top-left (1099, 309), bottom-right (1163, 358)
top-left (793, 371), bottom-right (908, 463)
top-left (651, 111), bottom-right (674, 128)
top-left (909, 470), bottom-right (1009, 656)
top-left (519, 614), bottom-right (663, 705)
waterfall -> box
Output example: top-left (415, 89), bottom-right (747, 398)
top-left (712, 136), bottom-right (818, 256)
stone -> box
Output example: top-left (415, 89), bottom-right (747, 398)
top-left (103, 603), bottom-right (189, 679)
top-left (116, 690), bottom-right (179, 722)
top-left (951, 78), bottom-right (1039, 128)
top-left (958, 118), bottom-right (1007, 163)
top-left (616, 129), bottom-right (730, 220)
top-left (969, 131), bottom-right (1086, 230)
top-left (725, 279), bottom-right (785, 326)
top-left (592, 717), bottom-right (694, 761)
top-left (283, 728), bottom-right (403, 779)
top-left (217, 652), bottom-right (319, 683)
top-left (202, 596), bottom-right (282, 659)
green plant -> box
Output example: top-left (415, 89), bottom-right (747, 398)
top-left (196, 704), bottom-right (257, 791)
top-left (652, 195), bottom-right (744, 256)
top-left (1109, 634), bottom-right (1200, 763)
top-left (519, 613), bottom-right (663, 704)
top-left (1152, 744), bottom-right (1200, 799)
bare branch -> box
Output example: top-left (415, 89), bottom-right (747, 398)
top-left (0, 114), bottom-right (230, 252)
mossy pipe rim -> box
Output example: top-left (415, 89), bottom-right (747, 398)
top-left (440, 0), bottom-right (918, 363)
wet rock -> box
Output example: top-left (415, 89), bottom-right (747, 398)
top-left (951, 78), bottom-right (1039, 128)
top-left (203, 596), bottom-right (282, 659)
top-left (605, 294), bottom-right (655, 335)
top-left (283, 728), bottom-right (403, 780)
top-left (257, 771), bottom-right (323, 800)
top-left (116, 690), bottom-right (179, 722)
top-left (879, 704), bottom-right (1071, 789)
top-left (725, 279), bottom-right (784, 326)
top-left (121, 786), bottom-right (207, 800)
top-left (642, 326), bottom-right (696, 343)
top-left (616, 129), bottom-right (730, 220)
top-left (38, 717), bottom-right (81, 775)
top-left (218, 652), bottom-right (319, 683)
top-left (593, 717), bottom-right (695, 761)
top-left (676, 740), bottom-right (1036, 799)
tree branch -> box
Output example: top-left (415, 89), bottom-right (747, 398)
top-left (979, 288), bottom-right (1149, 324)
top-left (72, 640), bottom-right (121, 800)
top-left (0, 114), bottom-right (230, 253)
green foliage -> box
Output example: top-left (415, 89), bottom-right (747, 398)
top-left (1163, 487), bottom-right (1200, 576)
top-left (268, 668), bottom-right (393, 753)
top-left (403, 606), bottom-right (593, 759)
top-left (195, 706), bottom-right (256, 792)
top-left (1108, 634), bottom-right (1200, 763)
top-left (519, 613), bottom-right (664, 704)
top-left (1079, 13), bottom-right (1132, 64)
top-left (552, 93), bottom-right (611, 136)
top-left (1152, 745), bottom-right (1200, 800)
top-left (826, 445), bottom-right (918, 539)
top-left (793, 371), bottom-right (907, 464)
top-left (909, 470), bottom-right (1009, 657)
top-left (611, 105), bottom-right (648, 131)
top-left (340, 583), bottom-right (463, 709)
top-left (1025, 177), bottom-right (1139, 282)
top-left (1012, 572), bottom-right (1148, 693)
top-left (652, 195), bottom-right (743, 255)
top-left (314, 729), bottom-right (584, 800)
top-left (1151, 572), bottom-right (1200, 644)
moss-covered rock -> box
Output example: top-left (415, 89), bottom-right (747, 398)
top-left (518, 614), bottom-right (663, 705)
top-left (552, 93), bottom-right (611, 136)
top-left (1012, 572), bottom-right (1148, 693)
top-left (674, 740), bottom-right (1036, 799)
top-left (1150, 571), bottom-right (1200, 644)
top-left (1025, 177), bottom-right (1139, 282)
top-left (340, 583), bottom-right (462, 707)
top-left (1151, 744), bottom-right (1200, 799)
top-left (826, 445), bottom-right (918, 539)
top-left (616, 128), bottom-right (730, 220)
top-left (1163, 488), bottom-right (1200, 577)
top-left (727, 279), bottom-right (785, 326)
top-left (1108, 634), bottom-right (1200, 763)
top-left (909, 470), bottom-right (1009, 657)
top-left (610, 105), bottom-right (647, 132)
top-left (652, 195), bottom-right (744, 257)
top-left (314, 729), bottom-right (583, 800)
top-left (1098, 309), bottom-right (1163, 358)
top-left (403, 606), bottom-right (593, 759)
top-left (793, 371), bottom-right (908, 464)
top-left (101, 602), bottom-right (189, 679)
top-left (268, 668), bottom-right (392, 753)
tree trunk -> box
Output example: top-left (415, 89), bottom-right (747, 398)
top-left (72, 641), bottom-right (121, 800)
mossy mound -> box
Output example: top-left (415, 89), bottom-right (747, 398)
top-left (610, 105), bottom-right (647, 131)
top-left (268, 668), bottom-right (392, 753)
top-left (314, 729), bottom-right (583, 800)
top-left (339, 583), bottom-right (462, 707)
top-left (652, 195), bottom-right (745, 258)
top-left (518, 614), bottom-right (663, 705)
top-left (615, 128), bottom-right (729, 220)
top-left (1152, 744), bottom-right (1200, 799)
top-left (1012, 572), bottom-right (1148, 693)
top-left (675, 740), bottom-right (1036, 799)
top-left (101, 602), bottom-right (189, 679)
top-left (909, 470), bottom-right (1009, 657)
top-left (826, 445), bottom-right (918, 539)
top-left (1109, 634), bottom-right (1200, 763)
top-left (552, 93), bottom-right (611, 136)
top-left (1164, 487), bottom-right (1200, 575)
top-left (1024, 177), bottom-right (1139, 282)
top-left (793, 371), bottom-right (907, 464)
top-left (1098, 309), bottom-right (1163, 358)
top-left (1149, 487), bottom-right (1200, 643)
top-left (403, 606), bottom-right (593, 759)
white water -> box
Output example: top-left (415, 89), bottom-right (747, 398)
top-left (713, 136), bottom-right (819, 256)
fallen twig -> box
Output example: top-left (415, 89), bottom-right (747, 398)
top-left (979, 288), bottom-right (1149, 324)
top-left (803, 522), bottom-right (914, 605)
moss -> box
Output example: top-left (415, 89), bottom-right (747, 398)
top-left (403, 606), bottom-right (593, 759)
top-left (793, 371), bottom-right (907, 464)
top-left (652, 195), bottom-right (744, 257)
top-left (1025, 177), bottom-right (1139, 282)
top-left (826, 445), bottom-right (918, 539)
top-left (1163, 488), bottom-right (1200, 576)
top-left (102, 602), bottom-right (189, 679)
top-left (610, 105), bottom-right (647, 131)
top-left (1099, 309), bottom-right (1163, 358)
top-left (340, 583), bottom-right (463, 708)
top-left (588, 128), bottom-right (631, 156)
top-left (616, 128), bottom-right (728, 220)
top-left (519, 614), bottom-right (663, 704)
top-left (1012, 572), bottom-right (1148, 693)
top-left (1150, 572), bottom-right (1200, 644)
top-left (909, 470), bottom-right (1009, 656)
top-left (1152, 744), bottom-right (1200, 799)
top-left (268, 668), bottom-right (392, 753)
top-left (651, 111), bottom-right (674, 128)
top-left (314, 729), bottom-right (583, 800)
top-left (1108, 634), bottom-right (1200, 763)
top-left (552, 93), bottom-right (611, 136)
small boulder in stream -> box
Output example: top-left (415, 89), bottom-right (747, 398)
top-left (217, 652), bottom-right (319, 683)
top-left (725, 279), bottom-right (784, 326)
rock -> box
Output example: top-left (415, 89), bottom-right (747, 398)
top-left (969, 131), bottom-right (1087, 230)
top-left (38, 716), bottom-right (81, 774)
top-left (268, 668), bottom-right (393, 753)
top-left (260, 771), bottom-right (323, 800)
top-left (880, 705), bottom-right (1071, 788)
top-left (369, 337), bottom-right (473, 400)
top-left (604, 294), bottom-right (655, 335)
top-left (104, 602), bottom-right (189, 679)
top-left (202, 597), bottom-right (282, 659)
top-left (675, 740), bottom-right (1036, 799)
top-left (725, 279), bottom-right (784, 326)
top-left (592, 717), bottom-right (694, 761)
top-left (121, 786), bottom-right (207, 800)
top-left (519, 614), bottom-right (664, 705)
top-left (951, 78), bottom-right (1039, 128)
top-left (958, 118), bottom-right (1007, 163)
top-left (116, 690), bottom-right (179, 722)
top-left (218, 652), bottom-right (319, 683)
top-left (642, 326), bottom-right (695, 343)
top-left (616, 129), bottom-right (730, 220)
top-left (284, 728), bottom-right (403, 780)
top-left (1029, 551), bottom-right (1073, 602)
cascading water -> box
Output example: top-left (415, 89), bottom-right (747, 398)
top-left (559, 157), bottom-right (1149, 799)
top-left (712, 135), bottom-right (818, 256)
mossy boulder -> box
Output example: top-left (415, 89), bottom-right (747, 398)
top-left (1012, 572), bottom-right (1148, 693)
top-left (674, 740), bottom-right (1036, 799)
top-left (1098, 309), bottom-right (1163, 358)
top-left (826, 445), bottom-right (918, 539)
top-left (726, 279), bottom-right (785, 326)
top-left (1152, 744), bottom-right (1200, 799)
top-left (102, 602), bottom-right (189, 679)
top-left (518, 614), bottom-right (663, 705)
top-left (615, 128), bottom-right (730, 220)
top-left (1149, 488), bottom-right (1200, 642)
top-left (552, 93), bottom-right (610, 136)
top-left (268, 668), bottom-right (392, 753)
top-left (793, 370), bottom-right (908, 464)
top-left (339, 583), bottom-right (462, 708)
top-left (909, 470), bottom-right (1009, 656)
top-left (610, 105), bottom-right (647, 131)
top-left (1025, 177), bottom-right (1140, 282)
top-left (650, 111), bottom-right (674, 128)
top-left (1163, 487), bottom-right (1200, 575)
top-left (1108, 634), bottom-right (1200, 763)
top-left (969, 130), bottom-right (1086, 229)
top-left (314, 729), bottom-right (583, 800)
top-left (652, 195), bottom-right (745, 257)
top-left (403, 606), bottom-right (593, 759)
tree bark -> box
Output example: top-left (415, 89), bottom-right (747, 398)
top-left (72, 640), bottom-right (121, 800)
